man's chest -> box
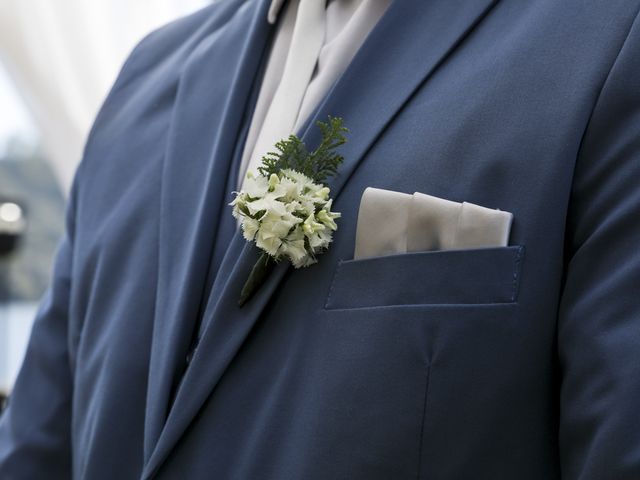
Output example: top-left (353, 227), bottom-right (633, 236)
top-left (64, 1), bottom-right (635, 475)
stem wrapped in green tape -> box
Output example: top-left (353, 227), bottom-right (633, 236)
top-left (238, 252), bottom-right (276, 307)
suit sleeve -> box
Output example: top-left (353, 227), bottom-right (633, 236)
top-left (0, 175), bottom-right (79, 478)
top-left (558, 9), bottom-right (640, 479)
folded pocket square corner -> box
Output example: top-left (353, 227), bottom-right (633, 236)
top-left (354, 187), bottom-right (513, 260)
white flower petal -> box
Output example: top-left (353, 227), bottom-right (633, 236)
top-left (237, 169), bottom-right (338, 266)
top-left (243, 174), bottom-right (270, 198)
top-left (240, 217), bottom-right (260, 241)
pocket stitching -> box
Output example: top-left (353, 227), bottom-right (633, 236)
top-left (324, 259), bottom-right (345, 309)
top-left (510, 246), bottom-right (524, 302)
top-left (325, 246), bottom-right (525, 310)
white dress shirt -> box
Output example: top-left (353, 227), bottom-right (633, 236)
top-left (237, 0), bottom-right (391, 188)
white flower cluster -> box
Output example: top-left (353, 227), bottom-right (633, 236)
top-left (231, 169), bottom-right (341, 268)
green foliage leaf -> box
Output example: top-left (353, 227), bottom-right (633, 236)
top-left (257, 116), bottom-right (348, 184)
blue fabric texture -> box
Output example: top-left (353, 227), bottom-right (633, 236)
top-left (2, 0), bottom-right (640, 478)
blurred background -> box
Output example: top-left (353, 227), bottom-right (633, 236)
top-left (0, 0), bottom-right (212, 401)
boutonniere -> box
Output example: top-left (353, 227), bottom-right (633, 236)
top-left (231, 116), bottom-right (349, 307)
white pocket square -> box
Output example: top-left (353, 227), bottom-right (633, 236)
top-left (354, 187), bottom-right (513, 260)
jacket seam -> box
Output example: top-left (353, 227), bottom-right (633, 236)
top-left (575, 5), bottom-right (640, 166)
top-left (416, 364), bottom-right (432, 480)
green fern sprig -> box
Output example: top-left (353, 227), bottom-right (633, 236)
top-left (257, 116), bottom-right (348, 183)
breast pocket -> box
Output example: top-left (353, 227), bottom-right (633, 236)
top-left (324, 245), bottom-right (525, 310)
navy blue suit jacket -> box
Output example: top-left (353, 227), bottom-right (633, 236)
top-left (2, 0), bottom-right (640, 478)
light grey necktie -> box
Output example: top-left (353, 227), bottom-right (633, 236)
top-left (241, 0), bottom-right (327, 190)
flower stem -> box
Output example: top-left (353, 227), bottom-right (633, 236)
top-left (238, 252), bottom-right (275, 307)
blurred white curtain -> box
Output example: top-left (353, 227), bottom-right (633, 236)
top-left (0, 0), bottom-right (210, 191)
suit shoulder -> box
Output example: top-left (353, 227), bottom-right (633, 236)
top-left (76, 0), bottom-right (254, 190)
top-left (113, 0), bottom-right (248, 88)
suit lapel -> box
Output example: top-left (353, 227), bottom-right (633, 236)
top-left (143, 0), bottom-right (273, 468)
top-left (312, 0), bottom-right (501, 197)
top-left (144, 0), bottom-right (500, 476)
